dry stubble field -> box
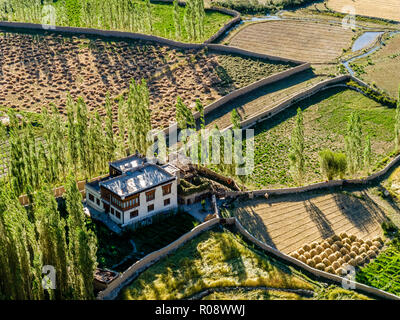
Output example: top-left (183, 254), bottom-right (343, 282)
top-left (0, 30), bottom-right (294, 129)
top-left (326, 0), bottom-right (400, 22)
top-left (228, 191), bottom-right (387, 255)
top-left (228, 20), bottom-right (354, 63)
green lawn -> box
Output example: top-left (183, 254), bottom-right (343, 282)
top-left (0, 1), bottom-right (232, 43)
top-left (119, 228), bottom-right (371, 300)
top-left (247, 86), bottom-right (396, 188)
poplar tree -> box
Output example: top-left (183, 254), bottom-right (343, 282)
top-left (66, 95), bottom-right (78, 172)
top-left (8, 110), bottom-right (25, 195)
top-left (231, 108), bottom-right (241, 130)
top-left (364, 135), bottom-right (372, 172)
top-left (65, 173), bottom-right (97, 300)
top-left (289, 108), bottom-right (305, 185)
top-left (117, 96), bottom-right (127, 158)
top-left (173, 0), bottom-right (181, 40)
top-left (33, 186), bottom-right (69, 300)
top-left (76, 97), bottom-right (89, 177)
top-left (104, 93), bottom-right (115, 162)
top-left (345, 112), bottom-right (362, 174)
top-left (395, 86), bottom-right (400, 151)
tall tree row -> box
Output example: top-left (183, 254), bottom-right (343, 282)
top-left (289, 108), bottom-right (305, 186)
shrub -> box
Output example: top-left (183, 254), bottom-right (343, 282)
top-left (319, 149), bottom-right (347, 180)
top-left (382, 219), bottom-right (399, 237)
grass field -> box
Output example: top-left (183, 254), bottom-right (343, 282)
top-left (228, 20), bottom-right (354, 63)
top-left (0, 30), bottom-right (293, 130)
top-left (119, 228), bottom-right (371, 300)
top-left (350, 32), bottom-right (400, 98)
top-left (326, 0), bottom-right (400, 22)
top-left (0, 1), bottom-right (231, 43)
top-left (248, 86), bottom-right (395, 188)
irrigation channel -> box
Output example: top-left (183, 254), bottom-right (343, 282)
top-left (342, 30), bottom-right (400, 76)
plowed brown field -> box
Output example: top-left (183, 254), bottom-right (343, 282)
top-left (228, 20), bottom-right (354, 63)
top-left (0, 30), bottom-right (292, 129)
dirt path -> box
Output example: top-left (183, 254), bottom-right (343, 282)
top-left (230, 191), bottom-right (387, 254)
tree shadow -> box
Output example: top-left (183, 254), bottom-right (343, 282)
top-left (304, 199), bottom-right (334, 239)
top-left (233, 202), bottom-right (277, 250)
top-left (332, 192), bottom-right (387, 232)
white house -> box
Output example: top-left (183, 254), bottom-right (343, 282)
top-left (85, 155), bottom-right (179, 227)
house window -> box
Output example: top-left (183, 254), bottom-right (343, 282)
top-left (162, 184), bottom-right (172, 196)
top-left (111, 208), bottom-right (115, 215)
top-left (96, 198), bottom-right (100, 206)
top-left (116, 211), bottom-right (121, 219)
top-left (146, 190), bottom-right (155, 202)
top-left (164, 198), bottom-right (170, 206)
top-left (148, 204), bottom-right (154, 212)
top-left (88, 193), bottom-right (94, 202)
top-left (130, 210), bottom-right (139, 219)
top-left (131, 195), bottom-right (140, 207)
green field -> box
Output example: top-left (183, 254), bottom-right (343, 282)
top-left (248, 86), bottom-right (396, 188)
top-left (119, 228), bottom-right (371, 300)
top-left (356, 240), bottom-right (400, 296)
top-left (0, 0), bottom-right (231, 43)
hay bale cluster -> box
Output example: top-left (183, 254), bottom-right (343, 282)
top-left (290, 233), bottom-right (384, 275)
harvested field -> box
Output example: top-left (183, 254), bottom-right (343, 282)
top-left (327, 0), bottom-right (400, 22)
top-left (204, 69), bottom-right (328, 129)
top-left (291, 233), bottom-right (384, 276)
top-left (228, 20), bottom-right (354, 63)
top-left (248, 87), bottom-right (395, 188)
top-left (226, 191), bottom-right (388, 255)
top-left (351, 32), bottom-right (400, 98)
top-left (0, 30), bottom-right (294, 129)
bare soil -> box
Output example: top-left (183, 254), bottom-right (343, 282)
top-left (0, 30), bottom-right (292, 130)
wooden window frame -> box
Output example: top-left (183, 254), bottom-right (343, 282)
top-left (162, 183), bottom-right (172, 196)
top-left (146, 189), bottom-right (156, 202)
top-left (130, 210), bottom-right (139, 219)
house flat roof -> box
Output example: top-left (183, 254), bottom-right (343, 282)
top-left (100, 163), bottom-right (175, 198)
top-left (109, 154), bottom-right (145, 173)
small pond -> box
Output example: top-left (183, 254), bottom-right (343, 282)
top-left (352, 32), bottom-right (384, 52)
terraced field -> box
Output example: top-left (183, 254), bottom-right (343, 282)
top-left (326, 0), bottom-right (400, 22)
top-left (225, 191), bottom-right (387, 255)
top-left (350, 32), bottom-right (400, 98)
top-left (228, 20), bottom-right (354, 63)
top-left (119, 228), bottom-right (372, 300)
top-left (0, 30), bottom-right (294, 130)
top-left (248, 86), bottom-right (395, 188)
top-left (204, 69), bottom-right (329, 129)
